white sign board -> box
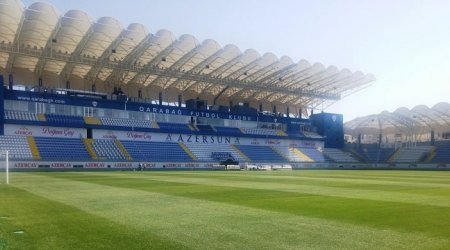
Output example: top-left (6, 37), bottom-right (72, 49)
top-left (5, 124), bottom-right (86, 138)
top-left (93, 129), bottom-right (324, 148)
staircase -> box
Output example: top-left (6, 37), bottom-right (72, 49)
top-left (231, 145), bottom-right (250, 162)
top-left (179, 143), bottom-right (198, 160)
top-left (291, 147), bottom-right (314, 162)
top-left (83, 139), bottom-right (98, 160)
top-left (115, 140), bottom-right (133, 161)
top-left (27, 136), bottom-right (41, 160)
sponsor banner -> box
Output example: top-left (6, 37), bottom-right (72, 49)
top-left (84, 162), bottom-right (106, 168)
top-left (14, 162), bottom-right (38, 168)
top-left (7, 161), bottom-right (448, 170)
top-left (8, 161), bottom-right (216, 169)
top-left (93, 129), bottom-right (324, 148)
top-left (94, 130), bottom-right (152, 141)
top-left (112, 162), bottom-right (133, 168)
top-left (5, 124), bottom-right (86, 138)
top-left (4, 124), bottom-right (323, 147)
top-left (49, 162), bottom-right (72, 168)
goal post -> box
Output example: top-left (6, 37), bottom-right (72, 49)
top-left (0, 150), bottom-right (9, 185)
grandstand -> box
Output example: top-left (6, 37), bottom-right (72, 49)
top-left (344, 104), bottom-right (450, 166)
top-left (0, 0), bottom-right (447, 170)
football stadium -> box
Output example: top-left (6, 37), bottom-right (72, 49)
top-left (1, 0), bottom-right (450, 249)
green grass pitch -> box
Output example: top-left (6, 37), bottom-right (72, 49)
top-left (1, 170), bottom-right (450, 249)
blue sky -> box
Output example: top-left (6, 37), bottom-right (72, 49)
top-left (23, 0), bottom-right (450, 121)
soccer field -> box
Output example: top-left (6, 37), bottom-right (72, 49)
top-left (1, 170), bottom-right (450, 249)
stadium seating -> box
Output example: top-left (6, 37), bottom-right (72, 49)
top-left (196, 124), bottom-right (215, 133)
top-left (184, 143), bottom-right (247, 162)
top-left (214, 126), bottom-right (243, 136)
top-left (302, 131), bottom-right (323, 139)
top-left (121, 141), bottom-right (192, 161)
top-left (91, 139), bottom-right (126, 160)
top-left (157, 122), bottom-right (193, 133)
top-left (0, 135), bottom-right (33, 160)
top-left (34, 137), bottom-right (90, 160)
top-left (241, 128), bottom-right (280, 136)
top-left (46, 114), bottom-right (85, 127)
top-left (430, 142), bottom-right (450, 163)
top-left (274, 146), bottom-right (313, 162)
top-left (300, 147), bottom-right (333, 162)
top-left (287, 130), bottom-right (305, 137)
top-left (100, 117), bottom-right (151, 128)
top-left (322, 148), bottom-right (359, 163)
top-left (4, 110), bottom-right (39, 121)
top-left (357, 146), bottom-right (395, 162)
top-left (390, 146), bottom-right (433, 163)
top-left (234, 145), bottom-right (285, 162)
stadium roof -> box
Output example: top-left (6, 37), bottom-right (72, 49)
top-left (0, 0), bottom-right (375, 109)
top-left (345, 102), bottom-right (450, 135)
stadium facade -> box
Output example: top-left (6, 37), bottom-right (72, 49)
top-left (0, 0), bottom-right (448, 170)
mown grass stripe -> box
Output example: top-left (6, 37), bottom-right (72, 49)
top-left (0, 184), bottom-right (187, 250)
top-left (158, 172), bottom-right (450, 198)
top-left (129, 171), bottom-right (450, 197)
top-left (52, 173), bottom-right (450, 239)
top-left (11, 173), bottom-right (449, 250)
top-left (160, 170), bottom-right (450, 184)
top-left (89, 172), bottom-right (450, 208)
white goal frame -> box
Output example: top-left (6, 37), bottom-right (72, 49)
top-left (0, 150), bottom-right (9, 184)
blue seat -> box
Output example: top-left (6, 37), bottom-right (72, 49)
top-left (34, 137), bottom-right (90, 160)
top-left (121, 141), bottom-right (192, 162)
top-left (235, 145), bottom-right (285, 162)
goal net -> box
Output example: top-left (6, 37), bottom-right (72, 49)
top-left (0, 150), bottom-right (10, 184)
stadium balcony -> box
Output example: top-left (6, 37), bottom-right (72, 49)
top-left (195, 124), bottom-right (216, 133)
top-left (34, 137), bottom-right (90, 161)
top-left (100, 117), bottom-right (152, 129)
top-left (241, 127), bottom-right (285, 137)
top-left (4, 110), bottom-right (39, 122)
top-left (120, 141), bottom-right (193, 162)
top-left (214, 126), bottom-right (243, 136)
top-left (0, 135), bottom-right (34, 160)
top-left (46, 114), bottom-right (85, 127)
top-left (302, 131), bottom-right (324, 139)
top-left (157, 122), bottom-right (193, 134)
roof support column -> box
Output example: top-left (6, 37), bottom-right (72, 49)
top-left (213, 86), bottom-right (229, 105)
top-left (178, 94), bottom-right (182, 107)
top-left (8, 74), bottom-right (13, 90)
top-left (0, 75), bottom-right (4, 135)
top-left (430, 130), bottom-right (435, 146)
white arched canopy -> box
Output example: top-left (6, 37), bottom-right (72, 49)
top-left (0, 0), bottom-right (375, 111)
